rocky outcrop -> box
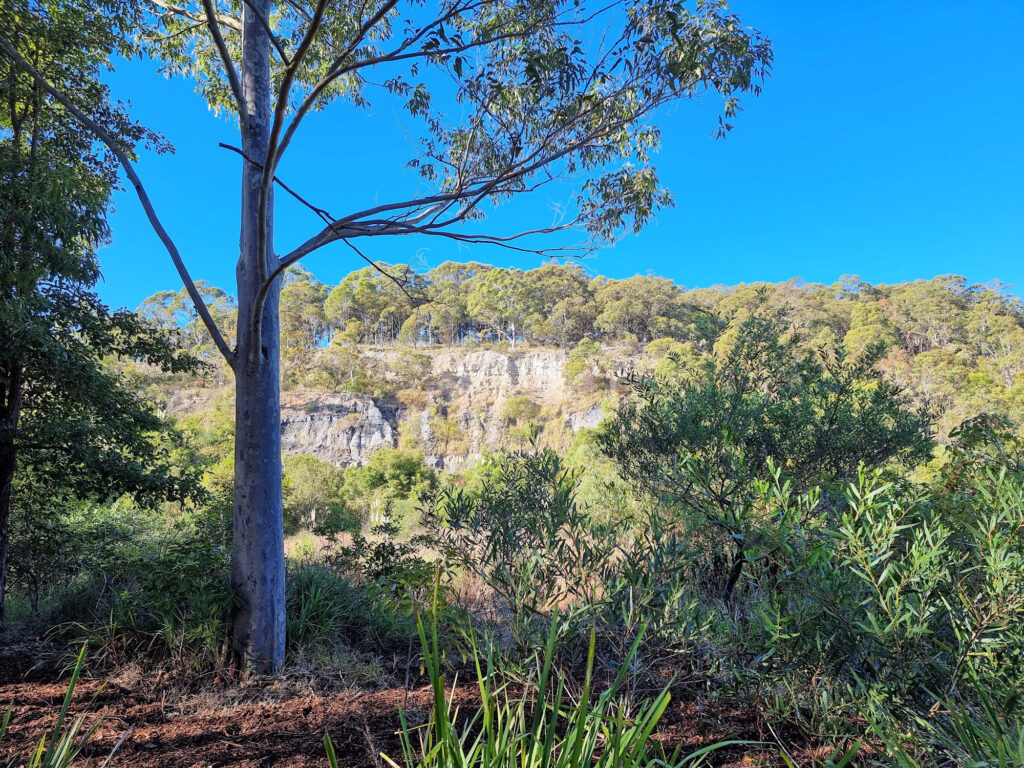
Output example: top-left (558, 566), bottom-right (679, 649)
top-left (431, 349), bottom-right (565, 402)
top-left (280, 393), bottom-right (396, 466)
top-left (566, 405), bottom-right (603, 432)
top-left (169, 348), bottom-right (611, 470)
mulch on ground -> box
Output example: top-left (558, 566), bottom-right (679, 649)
top-left (0, 645), bottom-right (831, 767)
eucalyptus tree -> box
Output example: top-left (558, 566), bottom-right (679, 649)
top-left (325, 263), bottom-right (417, 344)
top-left (139, 282), bottom-right (239, 364)
top-left (279, 265), bottom-right (329, 376)
top-left (1, 0), bottom-right (771, 670)
top-left (427, 261), bottom-right (492, 344)
top-left (594, 274), bottom-right (693, 343)
top-left (525, 263), bottom-right (596, 350)
top-left (467, 266), bottom-right (534, 346)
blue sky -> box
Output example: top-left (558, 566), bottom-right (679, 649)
top-left (98, 0), bottom-right (1024, 310)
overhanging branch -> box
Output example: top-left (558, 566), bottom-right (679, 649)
top-left (0, 31), bottom-right (237, 368)
top-left (149, 0), bottom-right (242, 31)
top-left (200, 0), bottom-right (247, 127)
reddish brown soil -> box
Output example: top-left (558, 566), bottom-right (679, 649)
top-left (0, 648), bottom-right (828, 767)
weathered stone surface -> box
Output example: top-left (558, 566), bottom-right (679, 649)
top-left (280, 393), bottom-right (395, 466)
top-left (566, 405), bottom-right (603, 432)
top-left (431, 349), bottom-right (565, 402)
top-left (168, 349), bottom-right (614, 469)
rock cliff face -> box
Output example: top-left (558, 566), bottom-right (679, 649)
top-left (429, 349), bottom-right (566, 403)
top-left (168, 348), bottom-right (608, 470)
top-left (284, 349), bottom-right (602, 469)
top-left (280, 393), bottom-right (396, 466)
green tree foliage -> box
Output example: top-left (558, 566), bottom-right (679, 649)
top-left (594, 274), bottom-right (698, 345)
top-left (324, 265), bottom-right (419, 347)
top-left (598, 315), bottom-right (934, 600)
top-left (279, 265), bottom-right (329, 381)
top-left (466, 267), bottom-right (535, 347)
top-left (282, 453), bottom-right (351, 533)
top-left (526, 263), bottom-right (596, 350)
top-left (0, 0), bottom-right (202, 623)
top-left (425, 447), bottom-right (617, 642)
top-left (345, 448), bottom-right (437, 502)
top-left (340, 448), bottom-right (439, 529)
top-left (644, 337), bottom-right (702, 380)
top-left (423, 262), bottom-right (492, 345)
top-left (138, 282), bottom-right (237, 377)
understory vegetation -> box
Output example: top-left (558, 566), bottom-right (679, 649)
top-left (4, 311), bottom-right (1024, 766)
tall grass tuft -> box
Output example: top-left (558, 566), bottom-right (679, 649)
top-left (0, 646), bottom-right (125, 768)
top-left (864, 685), bottom-right (1024, 768)
top-left (327, 604), bottom-right (746, 768)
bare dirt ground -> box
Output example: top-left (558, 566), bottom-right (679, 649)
top-left (0, 643), bottom-right (827, 767)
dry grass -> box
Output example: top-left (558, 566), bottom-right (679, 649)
top-left (284, 531), bottom-right (350, 562)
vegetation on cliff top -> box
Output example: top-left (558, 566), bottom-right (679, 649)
top-left (143, 264), bottom-right (1024, 441)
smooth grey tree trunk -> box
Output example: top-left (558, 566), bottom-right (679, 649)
top-left (230, 0), bottom-right (285, 673)
top-left (231, 315), bottom-right (284, 673)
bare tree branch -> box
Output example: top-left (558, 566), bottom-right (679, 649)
top-left (339, 239), bottom-right (423, 304)
top-left (149, 0), bottom-right (242, 31)
top-left (268, 0), bottom-right (330, 157)
top-left (218, 142), bottom-right (335, 223)
top-left (273, 0), bottom-right (402, 166)
top-left (258, 226), bottom-right (424, 322)
top-left (0, 31), bottom-right (236, 367)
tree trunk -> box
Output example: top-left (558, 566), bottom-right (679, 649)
top-left (721, 545), bottom-right (745, 605)
top-left (0, 447), bottom-right (16, 627)
top-left (230, 0), bottom-right (285, 673)
top-left (0, 363), bottom-right (23, 627)
top-left (231, 334), bottom-right (284, 672)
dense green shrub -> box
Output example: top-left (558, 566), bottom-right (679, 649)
top-left (340, 448), bottom-right (439, 536)
top-left (282, 453), bottom-right (354, 534)
top-left (425, 448), bottom-right (618, 645)
top-left (345, 448), bottom-right (438, 500)
top-left (20, 504), bottom-right (239, 672)
top-left (288, 507), bottom-right (443, 658)
top-left (286, 563), bottom-right (419, 654)
top-left (599, 315), bottom-right (933, 602)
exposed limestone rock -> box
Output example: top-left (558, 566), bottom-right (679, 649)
top-left (431, 349), bottom-right (565, 402)
top-left (168, 348), bottom-right (615, 470)
top-left (280, 393), bottom-right (396, 466)
top-left (566, 405), bottom-right (603, 432)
